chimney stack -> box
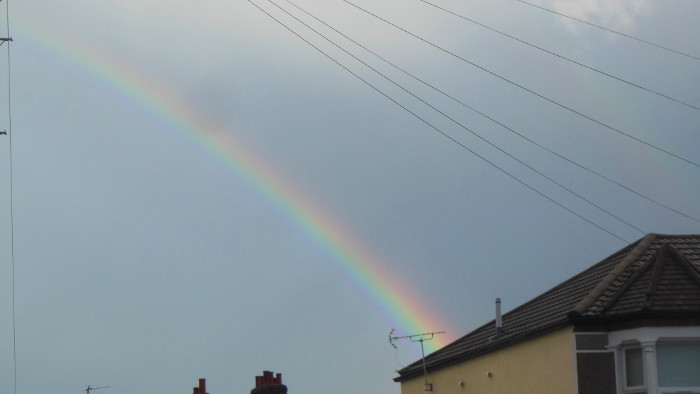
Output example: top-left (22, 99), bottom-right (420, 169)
top-left (251, 371), bottom-right (287, 394)
top-left (193, 378), bottom-right (208, 394)
top-left (495, 298), bottom-right (503, 335)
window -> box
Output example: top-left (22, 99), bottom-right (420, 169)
top-left (657, 342), bottom-right (700, 388)
top-left (624, 347), bottom-right (645, 390)
top-left (610, 327), bottom-right (700, 394)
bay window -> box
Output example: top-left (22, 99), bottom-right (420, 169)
top-left (610, 327), bottom-right (700, 394)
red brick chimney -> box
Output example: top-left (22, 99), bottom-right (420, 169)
top-left (251, 371), bottom-right (286, 394)
top-left (193, 378), bottom-right (208, 394)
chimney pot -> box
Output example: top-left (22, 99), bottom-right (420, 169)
top-left (251, 371), bottom-right (287, 394)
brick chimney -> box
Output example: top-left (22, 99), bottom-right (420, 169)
top-left (251, 371), bottom-right (287, 394)
top-left (193, 378), bottom-right (208, 394)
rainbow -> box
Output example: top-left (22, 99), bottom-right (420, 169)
top-left (13, 20), bottom-right (455, 353)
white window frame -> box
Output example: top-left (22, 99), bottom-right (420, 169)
top-left (609, 327), bottom-right (700, 394)
top-left (622, 344), bottom-right (646, 393)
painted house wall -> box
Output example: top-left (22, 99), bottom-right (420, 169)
top-left (400, 327), bottom-right (577, 394)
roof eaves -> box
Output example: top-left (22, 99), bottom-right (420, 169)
top-left (394, 320), bottom-right (573, 382)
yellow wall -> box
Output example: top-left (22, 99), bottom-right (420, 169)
top-left (400, 327), bottom-right (576, 394)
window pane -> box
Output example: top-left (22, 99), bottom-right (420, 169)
top-left (657, 343), bottom-right (700, 387)
top-left (625, 347), bottom-right (644, 387)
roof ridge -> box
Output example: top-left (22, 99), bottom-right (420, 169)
top-left (418, 236), bottom-right (651, 365)
top-left (649, 233), bottom-right (700, 238)
top-left (645, 245), bottom-right (669, 300)
top-left (668, 246), bottom-right (700, 286)
top-left (490, 238), bottom-right (638, 320)
top-left (597, 247), bottom-right (659, 314)
top-left (570, 233), bottom-right (657, 316)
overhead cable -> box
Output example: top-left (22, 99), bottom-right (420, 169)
top-left (418, 0), bottom-right (700, 111)
top-left (2, 0), bottom-right (16, 393)
top-left (271, 0), bottom-right (646, 235)
top-left (249, 0), bottom-right (631, 243)
top-left (284, 0), bottom-right (700, 225)
top-left (513, 0), bottom-right (700, 62)
top-left (338, 0), bottom-right (700, 169)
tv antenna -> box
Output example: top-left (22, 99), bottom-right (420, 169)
top-left (85, 385), bottom-right (110, 394)
top-left (389, 329), bottom-right (445, 392)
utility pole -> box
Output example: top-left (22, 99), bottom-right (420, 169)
top-left (390, 329), bottom-right (445, 392)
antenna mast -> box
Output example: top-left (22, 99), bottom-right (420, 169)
top-left (390, 329), bottom-right (445, 392)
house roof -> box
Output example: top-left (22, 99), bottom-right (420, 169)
top-left (394, 234), bottom-right (700, 382)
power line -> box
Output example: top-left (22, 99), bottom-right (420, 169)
top-left (2, 0), bottom-right (16, 393)
top-left (512, 0), bottom-right (700, 62)
top-left (249, 0), bottom-right (631, 243)
top-left (271, 0), bottom-right (645, 236)
top-left (283, 0), bottom-right (700, 225)
top-left (417, 0), bottom-right (700, 111)
top-left (338, 0), bottom-right (700, 169)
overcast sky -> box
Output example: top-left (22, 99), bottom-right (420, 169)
top-left (1, 1), bottom-right (699, 393)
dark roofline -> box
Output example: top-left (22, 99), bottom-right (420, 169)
top-left (393, 320), bottom-right (572, 382)
top-left (395, 238), bottom-right (642, 381)
top-left (395, 233), bottom-right (700, 383)
top-left (572, 311), bottom-right (700, 332)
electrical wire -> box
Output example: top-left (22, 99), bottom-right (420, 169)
top-left (248, 0), bottom-right (631, 243)
top-left (417, 0), bottom-right (700, 111)
top-left (283, 0), bottom-right (700, 225)
top-left (2, 0), bottom-right (16, 393)
top-left (269, 0), bottom-right (646, 236)
top-left (338, 0), bottom-right (700, 169)
top-left (512, 0), bottom-right (700, 62)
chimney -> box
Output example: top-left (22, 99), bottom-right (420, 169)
top-left (193, 379), bottom-right (208, 394)
top-left (495, 298), bottom-right (503, 335)
top-left (251, 371), bottom-right (287, 394)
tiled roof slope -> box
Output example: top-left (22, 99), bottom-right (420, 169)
top-left (395, 234), bottom-right (700, 382)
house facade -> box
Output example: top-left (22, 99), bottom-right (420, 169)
top-left (394, 234), bottom-right (700, 394)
